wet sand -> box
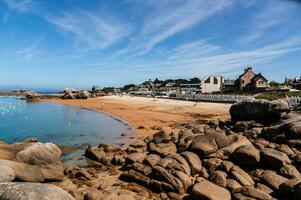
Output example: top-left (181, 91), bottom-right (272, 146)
top-left (44, 95), bottom-right (231, 137)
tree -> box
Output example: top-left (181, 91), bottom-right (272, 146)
top-left (189, 77), bottom-right (201, 83)
top-left (102, 87), bottom-right (115, 94)
top-left (122, 84), bottom-right (136, 91)
top-left (269, 81), bottom-right (280, 87)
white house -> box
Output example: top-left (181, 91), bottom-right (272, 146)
top-left (200, 75), bottom-right (224, 93)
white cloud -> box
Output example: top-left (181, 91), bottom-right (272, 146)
top-left (45, 10), bottom-right (130, 50)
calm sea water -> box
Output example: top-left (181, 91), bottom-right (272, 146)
top-left (0, 96), bottom-right (132, 147)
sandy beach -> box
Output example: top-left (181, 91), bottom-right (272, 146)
top-left (44, 95), bottom-right (231, 137)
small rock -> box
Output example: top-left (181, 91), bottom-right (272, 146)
top-left (192, 180), bottom-right (231, 200)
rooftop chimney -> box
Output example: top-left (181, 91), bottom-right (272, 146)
top-left (244, 67), bottom-right (252, 73)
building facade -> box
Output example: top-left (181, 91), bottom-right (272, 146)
top-left (236, 67), bottom-right (268, 91)
top-left (221, 79), bottom-right (236, 93)
top-left (200, 75), bottom-right (224, 93)
top-left (180, 83), bottom-right (201, 94)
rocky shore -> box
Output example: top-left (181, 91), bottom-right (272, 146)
top-left (1, 99), bottom-right (301, 200)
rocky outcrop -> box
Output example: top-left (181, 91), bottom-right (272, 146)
top-left (230, 99), bottom-right (289, 122)
top-left (25, 92), bottom-right (41, 101)
top-left (61, 90), bottom-right (91, 99)
top-left (2, 97), bottom-right (300, 199)
top-left (0, 182), bottom-right (75, 200)
top-left (76, 100), bottom-right (301, 200)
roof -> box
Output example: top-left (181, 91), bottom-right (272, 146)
top-left (238, 67), bottom-right (255, 80)
top-left (251, 73), bottom-right (268, 82)
top-left (223, 80), bottom-right (235, 86)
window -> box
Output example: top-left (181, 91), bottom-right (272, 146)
top-left (214, 77), bottom-right (218, 84)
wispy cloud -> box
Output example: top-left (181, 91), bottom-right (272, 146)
top-left (13, 38), bottom-right (41, 61)
top-left (118, 0), bottom-right (232, 57)
top-left (118, 36), bottom-right (301, 79)
top-left (2, 0), bottom-right (33, 22)
top-left (166, 39), bottom-right (219, 61)
top-left (45, 9), bottom-right (130, 51)
top-left (241, 0), bottom-right (298, 43)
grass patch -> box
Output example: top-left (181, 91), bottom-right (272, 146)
top-left (255, 91), bottom-right (301, 101)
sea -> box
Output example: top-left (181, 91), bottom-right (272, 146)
top-left (0, 96), bottom-right (133, 147)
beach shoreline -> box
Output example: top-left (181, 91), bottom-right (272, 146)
top-left (42, 95), bottom-right (231, 137)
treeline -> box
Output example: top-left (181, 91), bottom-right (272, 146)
top-left (102, 77), bottom-right (201, 93)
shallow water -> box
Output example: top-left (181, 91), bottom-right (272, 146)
top-left (0, 96), bottom-right (133, 147)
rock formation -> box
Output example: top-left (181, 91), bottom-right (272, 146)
top-left (1, 98), bottom-right (301, 200)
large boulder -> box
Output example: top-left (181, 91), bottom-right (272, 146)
top-left (261, 170), bottom-right (288, 191)
top-left (190, 132), bottom-right (230, 157)
top-left (61, 92), bottom-right (76, 99)
top-left (15, 143), bottom-right (62, 166)
top-left (232, 145), bottom-right (260, 166)
top-left (149, 142), bottom-right (177, 156)
top-left (233, 186), bottom-right (273, 200)
top-left (192, 180), bottom-right (231, 200)
top-left (85, 146), bottom-right (109, 164)
top-left (125, 153), bottom-right (147, 164)
top-left (77, 90), bottom-right (90, 99)
top-left (261, 148), bottom-right (291, 169)
top-left (0, 143), bottom-right (64, 182)
top-left (0, 166), bottom-right (15, 182)
top-left (181, 151), bottom-right (202, 175)
top-left (230, 99), bottom-right (289, 122)
top-left (0, 182), bottom-right (75, 200)
top-left (26, 93), bottom-right (41, 101)
top-left (230, 165), bottom-right (254, 187)
top-left (263, 117), bottom-right (301, 140)
top-left (143, 154), bottom-right (161, 167)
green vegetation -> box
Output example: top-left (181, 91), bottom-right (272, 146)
top-left (269, 81), bottom-right (281, 87)
top-left (121, 84), bottom-right (136, 92)
top-left (102, 87), bottom-right (115, 93)
top-left (255, 91), bottom-right (301, 101)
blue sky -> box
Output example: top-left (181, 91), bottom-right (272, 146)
top-left (0, 0), bottom-right (301, 89)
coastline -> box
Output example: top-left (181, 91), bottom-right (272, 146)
top-left (42, 95), bottom-right (231, 137)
